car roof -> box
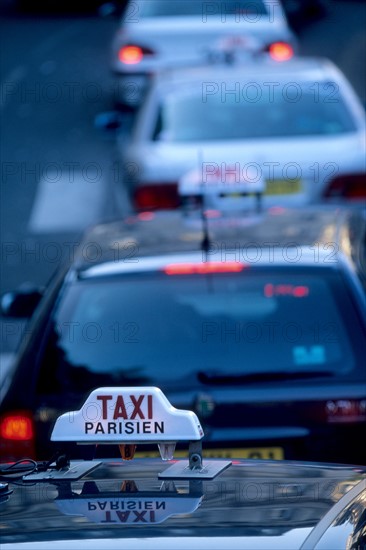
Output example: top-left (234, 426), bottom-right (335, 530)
top-left (74, 207), bottom-right (365, 276)
top-left (153, 57), bottom-right (343, 90)
top-left (128, 0), bottom-right (286, 18)
top-left (2, 458), bottom-right (365, 549)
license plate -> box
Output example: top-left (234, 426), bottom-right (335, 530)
top-left (221, 192), bottom-right (246, 198)
top-left (134, 447), bottom-right (284, 460)
top-left (220, 191), bottom-right (262, 199)
top-left (265, 179), bottom-right (302, 195)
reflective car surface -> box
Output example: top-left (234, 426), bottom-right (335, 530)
top-left (117, 57), bottom-right (366, 210)
top-left (1, 458), bottom-right (366, 549)
top-left (111, 0), bottom-right (297, 105)
top-left (1, 207), bottom-right (365, 464)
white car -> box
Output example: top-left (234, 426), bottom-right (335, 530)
top-left (111, 0), bottom-right (298, 106)
top-left (117, 57), bottom-right (366, 210)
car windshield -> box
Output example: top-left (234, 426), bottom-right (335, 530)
top-left (36, 268), bottom-right (359, 395)
top-left (140, 0), bottom-right (268, 18)
top-left (154, 82), bottom-right (356, 141)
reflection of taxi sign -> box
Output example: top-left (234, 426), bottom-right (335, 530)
top-left (56, 495), bottom-right (202, 525)
top-left (51, 387), bottom-right (203, 444)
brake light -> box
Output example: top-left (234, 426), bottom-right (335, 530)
top-left (1, 412), bottom-right (34, 440)
top-left (268, 42), bottom-right (294, 61)
top-left (118, 45), bottom-right (143, 64)
top-left (264, 284), bottom-right (309, 298)
top-left (323, 173), bottom-right (366, 201)
top-left (134, 184), bottom-right (180, 210)
top-left (0, 411), bottom-right (36, 460)
top-left (118, 45), bottom-right (154, 64)
top-left (164, 262), bottom-right (247, 275)
top-left (325, 399), bottom-right (366, 423)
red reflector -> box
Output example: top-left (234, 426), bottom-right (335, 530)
top-left (164, 262), bottom-right (246, 275)
top-left (269, 42), bottom-right (294, 61)
top-left (1, 413), bottom-right (34, 441)
top-left (118, 45), bottom-right (144, 64)
top-left (134, 184), bottom-right (180, 210)
top-left (323, 173), bottom-right (366, 200)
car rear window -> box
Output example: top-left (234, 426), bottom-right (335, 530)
top-left (140, 0), bottom-right (268, 18)
top-left (36, 268), bottom-right (364, 395)
top-left (154, 83), bottom-right (356, 141)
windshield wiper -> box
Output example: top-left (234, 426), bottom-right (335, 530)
top-left (197, 370), bottom-right (334, 385)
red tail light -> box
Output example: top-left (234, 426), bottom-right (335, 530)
top-left (118, 45), bottom-right (154, 65)
top-left (134, 184), bottom-right (180, 210)
top-left (325, 399), bottom-right (366, 423)
top-left (164, 262), bottom-right (247, 275)
top-left (323, 173), bottom-right (366, 201)
top-left (1, 413), bottom-right (33, 440)
top-left (0, 411), bottom-right (36, 460)
top-left (268, 42), bottom-right (294, 61)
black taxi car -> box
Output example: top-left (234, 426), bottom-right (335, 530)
top-left (1, 206), bottom-right (366, 464)
top-left (1, 387), bottom-right (366, 549)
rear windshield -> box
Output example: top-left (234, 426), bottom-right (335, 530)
top-left (153, 83), bottom-right (356, 141)
top-left (36, 268), bottom-right (363, 395)
top-left (139, 0), bottom-right (268, 18)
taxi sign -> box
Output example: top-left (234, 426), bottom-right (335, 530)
top-left (50, 387), bottom-right (230, 479)
top-left (179, 167), bottom-right (265, 197)
top-left (207, 35), bottom-right (262, 64)
top-left (51, 387), bottom-right (204, 444)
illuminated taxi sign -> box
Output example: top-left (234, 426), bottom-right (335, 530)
top-left (179, 166), bottom-right (265, 197)
top-left (51, 387), bottom-right (204, 444)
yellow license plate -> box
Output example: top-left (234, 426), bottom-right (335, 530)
top-left (134, 447), bottom-right (284, 460)
top-left (265, 179), bottom-right (302, 195)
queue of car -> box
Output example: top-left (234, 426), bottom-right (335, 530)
top-left (1, 205), bottom-right (365, 465)
top-left (117, 56), bottom-right (366, 211)
top-left (111, 0), bottom-right (298, 107)
top-left (1, 1), bottom-right (366, 548)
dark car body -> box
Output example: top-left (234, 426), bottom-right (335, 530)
top-left (1, 207), bottom-right (366, 464)
top-left (1, 457), bottom-right (366, 549)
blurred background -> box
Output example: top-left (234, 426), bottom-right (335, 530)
top-left (0, 0), bottom-right (365, 360)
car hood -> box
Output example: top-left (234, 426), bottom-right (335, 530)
top-left (1, 459), bottom-right (365, 549)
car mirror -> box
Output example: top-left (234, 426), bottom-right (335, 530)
top-left (1, 287), bottom-right (43, 318)
top-left (94, 111), bottom-right (124, 132)
top-left (97, 2), bottom-right (122, 17)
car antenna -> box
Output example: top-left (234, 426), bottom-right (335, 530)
top-left (198, 150), bottom-right (211, 263)
top-left (198, 152), bottom-right (214, 293)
